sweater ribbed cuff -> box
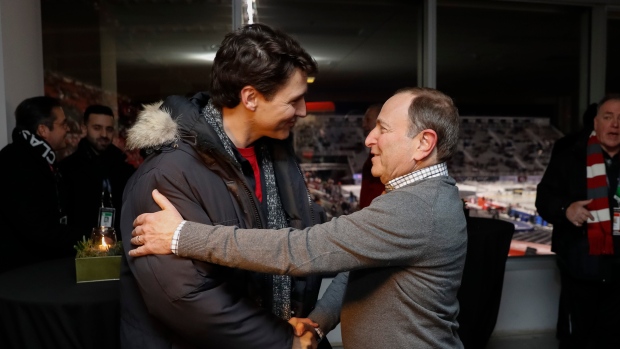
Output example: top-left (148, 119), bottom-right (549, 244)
top-left (170, 220), bottom-right (186, 255)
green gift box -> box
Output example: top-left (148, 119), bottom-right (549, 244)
top-left (75, 256), bottom-right (121, 283)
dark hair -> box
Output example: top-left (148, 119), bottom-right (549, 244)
top-left (395, 87), bottom-right (460, 163)
top-left (15, 96), bottom-right (61, 133)
top-left (210, 23), bottom-right (318, 109)
top-left (83, 105), bottom-right (114, 124)
top-left (598, 94), bottom-right (620, 109)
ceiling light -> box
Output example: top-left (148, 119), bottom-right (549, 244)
top-left (307, 77), bottom-right (315, 83)
top-left (244, 0), bottom-right (258, 25)
top-left (187, 52), bottom-right (217, 62)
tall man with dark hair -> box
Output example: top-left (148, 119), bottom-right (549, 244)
top-left (60, 105), bottom-right (135, 240)
top-left (0, 96), bottom-right (73, 273)
top-left (130, 87), bottom-right (468, 349)
top-left (119, 24), bottom-right (327, 349)
top-left (536, 94), bottom-right (620, 348)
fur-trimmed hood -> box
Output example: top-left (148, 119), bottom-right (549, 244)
top-left (125, 93), bottom-right (234, 166)
top-left (126, 101), bottom-right (178, 150)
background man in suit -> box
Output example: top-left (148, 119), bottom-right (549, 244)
top-left (130, 87), bottom-right (468, 349)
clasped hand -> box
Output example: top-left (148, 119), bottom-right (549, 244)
top-left (289, 317), bottom-right (319, 349)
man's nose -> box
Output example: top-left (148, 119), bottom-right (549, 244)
top-left (365, 128), bottom-right (377, 148)
top-left (297, 99), bottom-right (307, 118)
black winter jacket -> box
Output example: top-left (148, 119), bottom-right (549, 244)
top-left (536, 137), bottom-right (620, 281)
top-left (119, 93), bottom-right (328, 349)
top-left (0, 128), bottom-right (74, 273)
top-left (59, 138), bottom-right (135, 240)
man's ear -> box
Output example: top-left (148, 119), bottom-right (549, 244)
top-left (240, 85), bottom-right (258, 112)
top-left (36, 123), bottom-right (50, 140)
top-left (413, 129), bottom-right (437, 161)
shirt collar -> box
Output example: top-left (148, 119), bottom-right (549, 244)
top-left (384, 162), bottom-right (449, 192)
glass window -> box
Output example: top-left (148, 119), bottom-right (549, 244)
top-left (437, 1), bottom-right (586, 257)
top-left (43, 0), bottom-right (232, 106)
top-left (42, 0), bottom-right (231, 165)
top-left (258, 0), bottom-right (421, 217)
top-left (258, 0), bottom-right (420, 110)
top-left (437, 1), bottom-right (584, 124)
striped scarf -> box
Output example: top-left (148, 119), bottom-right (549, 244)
top-left (586, 131), bottom-right (615, 255)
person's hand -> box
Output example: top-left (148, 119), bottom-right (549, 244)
top-left (129, 189), bottom-right (183, 257)
top-left (288, 317), bottom-right (319, 336)
top-left (292, 331), bottom-right (317, 349)
top-left (566, 199), bottom-right (594, 227)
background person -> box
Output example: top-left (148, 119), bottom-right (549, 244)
top-left (60, 105), bottom-right (135, 240)
top-left (536, 94), bottom-right (620, 348)
top-left (0, 96), bottom-right (73, 273)
top-left (56, 118), bottom-right (82, 161)
top-left (358, 103), bottom-right (384, 209)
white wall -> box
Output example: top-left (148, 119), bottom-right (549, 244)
top-left (0, 0), bottom-right (44, 148)
top-left (317, 278), bottom-right (343, 345)
top-left (493, 255), bottom-right (561, 335)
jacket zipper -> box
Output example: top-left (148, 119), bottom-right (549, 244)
top-left (240, 180), bottom-right (263, 229)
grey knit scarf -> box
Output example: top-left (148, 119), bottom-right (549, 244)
top-left (202, 100), bottom-right (292, 320)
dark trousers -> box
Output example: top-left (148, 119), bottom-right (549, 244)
top-left (558, 272), bottom-right (620, 349)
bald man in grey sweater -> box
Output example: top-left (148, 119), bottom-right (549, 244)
top-left (130, 87), bottom-right (467, 349)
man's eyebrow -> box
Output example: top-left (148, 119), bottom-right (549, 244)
top-left (377, 118), bottom-right (389, 127)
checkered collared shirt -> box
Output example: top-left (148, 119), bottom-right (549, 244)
top-left (384, 162), bottom-right (449, 193)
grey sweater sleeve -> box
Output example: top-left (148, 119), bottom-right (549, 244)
top-left (308, 272), bottom-right (348, 334)
top-left (177, 187), bottom-right (435, 276)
